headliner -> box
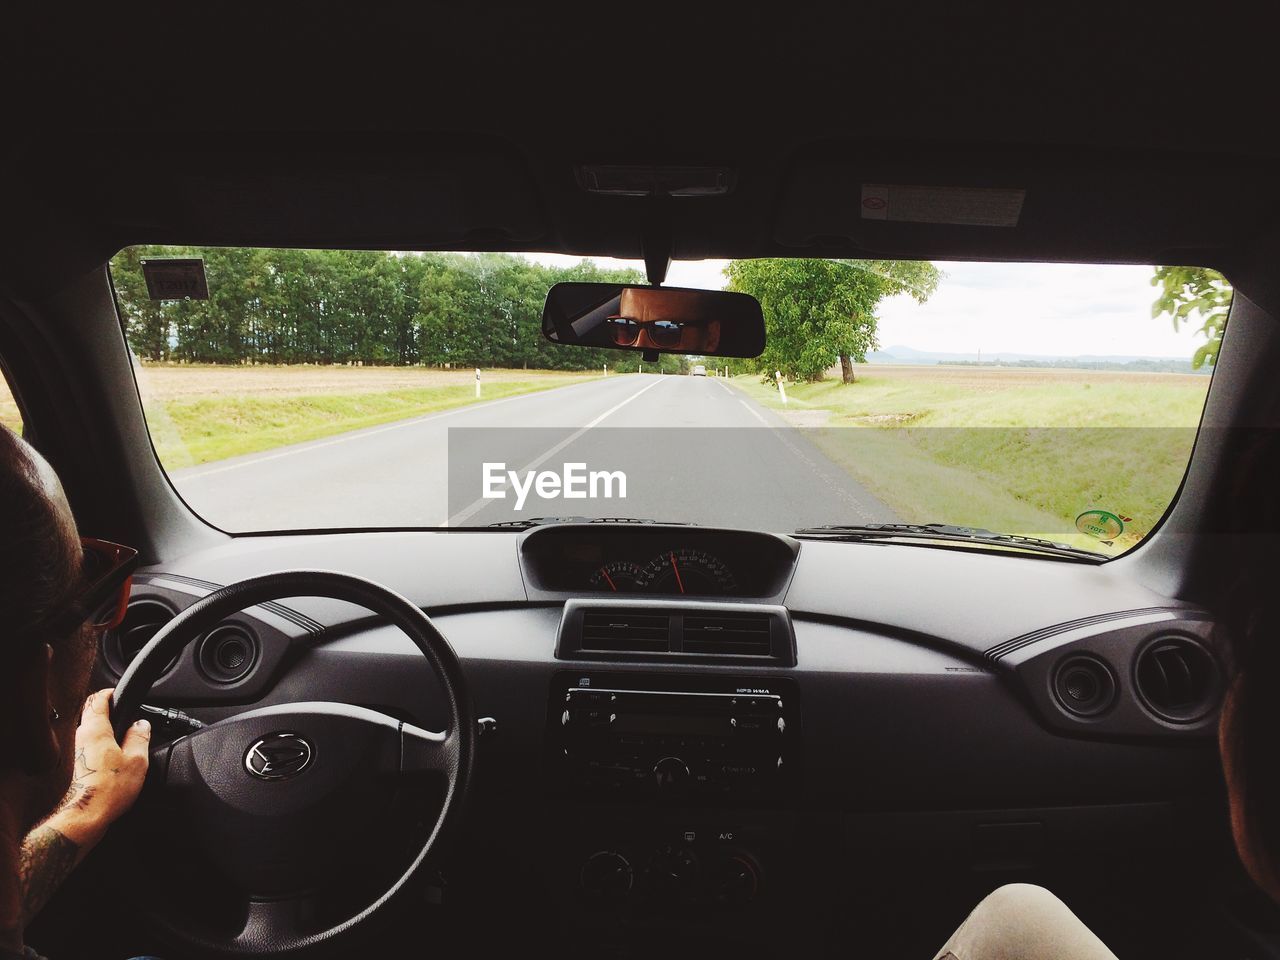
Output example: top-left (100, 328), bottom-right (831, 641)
top-left (4, 8), bottom-right (1279, 300)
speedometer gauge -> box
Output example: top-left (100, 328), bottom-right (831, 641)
top-left (589, 560), bottom-right (647, 593)
top-left (641, 549), bottom-right (738, 596)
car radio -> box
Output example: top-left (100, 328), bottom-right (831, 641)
top-left (547, 673), bottom-right (799, 804)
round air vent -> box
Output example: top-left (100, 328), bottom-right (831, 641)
top-left (1134, 636), bottom-right (1219, 723)
top-left (1052, 655), bottom-right (1116, 717)
top-left (197, 625), bottom-right (259, 684)
top-left (104, 599), bottom-right (179, 676)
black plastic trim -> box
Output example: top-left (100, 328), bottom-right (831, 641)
top-left (139, 572), bottom-right (324, 634)
top-left (987, 607), bottom-right (1178, 661)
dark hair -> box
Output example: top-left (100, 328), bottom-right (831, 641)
top-left (0, 426), bottom-right (82, 646)
top-left (1218, 426), bottom-right (1280, 881)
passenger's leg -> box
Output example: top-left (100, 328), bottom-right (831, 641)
top-left (932, 883), bottom-right (1119, 960)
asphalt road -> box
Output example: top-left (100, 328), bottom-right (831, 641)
top-left (171, 374), bottom-right (895, 532)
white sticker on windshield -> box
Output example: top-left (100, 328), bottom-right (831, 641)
top-left (860, 184), bottom-right (1025, 227)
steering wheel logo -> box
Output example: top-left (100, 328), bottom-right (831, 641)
top-left (244, 732), bottom-right (314, 780)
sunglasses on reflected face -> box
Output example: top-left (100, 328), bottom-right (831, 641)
top-left (605, 316), bottom-right (690, 348)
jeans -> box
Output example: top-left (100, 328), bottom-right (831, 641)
top-left (933, 884), bottom-right (1119, 960)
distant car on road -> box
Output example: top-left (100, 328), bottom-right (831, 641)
top-left (692, 364), bottom-right (707, 376)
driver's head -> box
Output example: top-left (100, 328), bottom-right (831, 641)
top-left (0, 426), bottom-right (96, 830)
top-left (614, 288), bottom-right (721, 353)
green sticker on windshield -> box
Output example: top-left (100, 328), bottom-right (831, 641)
top-left (1075, 510), bottom-right (1124, 541)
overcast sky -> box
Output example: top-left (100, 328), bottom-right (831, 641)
top-left (522, 254), bottom-right (1209, 359)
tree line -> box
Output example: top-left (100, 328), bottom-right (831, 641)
top-left (112, 246), bottom-right (1224, 382)
top-left (111, 247), bottom-right (938, 381)
top-left (111, 246), bottom-right (654, 371)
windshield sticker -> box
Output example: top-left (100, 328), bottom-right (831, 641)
top-left (141, 257), bottom-right (209, 300)
top-left (1075, 510), bottom-right (1125, 541)
top-left (860, 184), bottom-right (1025, 227)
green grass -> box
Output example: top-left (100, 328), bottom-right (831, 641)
top-left (150, 376), bottom-right (601, 467)
top-left (730, 369), bottom-right (1209, 554)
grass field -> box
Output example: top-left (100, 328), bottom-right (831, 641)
top-left (132, 364), bottom-right (604, 467)
top-left (4, 360), bottom-right (1212, 556)
top-left (729, 365), bottom-right (1211, 554)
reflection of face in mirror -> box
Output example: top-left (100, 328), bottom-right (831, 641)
top-left (606, 288), bottom-right (722, 353)
top-left (541, 281), bottom-right (764, 358)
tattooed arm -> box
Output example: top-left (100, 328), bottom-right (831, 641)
top-left (17, 824), bottom-right (79, 929)
top-left (16, 689), bottom-right (150, 928)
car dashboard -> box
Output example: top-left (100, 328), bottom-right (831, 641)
top-left (92, 524), bottom-right (1236, 958)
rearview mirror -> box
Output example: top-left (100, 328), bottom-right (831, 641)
top-left (541, 283), bottom-right (766, 358)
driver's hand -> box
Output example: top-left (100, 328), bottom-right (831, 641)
top-left (47, 688), bottom-right (151, 849)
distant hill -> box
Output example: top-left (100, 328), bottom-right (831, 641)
top-left (866, 345), bottom-right (1208, 374)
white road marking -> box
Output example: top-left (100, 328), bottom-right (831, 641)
top-left (732, 393), bottom-right (876, 523)
top-left (176, 376), bottom-right (629, 481)
top-left (445, 375), bottom-right (669, 526)
top-left (738, 399), bottom-right (771, 426)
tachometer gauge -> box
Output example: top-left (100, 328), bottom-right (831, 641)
top-left (641, 549), bottom-right (738, 596)
top-left (589, 560), bottom-right (648, 593)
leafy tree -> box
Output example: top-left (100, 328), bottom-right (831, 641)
top-left (112, 246), bottom-right (172, 360)
top-left (1151, 266), bottom-right (1233, 369)
top-left (723, 259), bottom-right (941, 383)
top-left (109, 247), bottom-right (645, 371)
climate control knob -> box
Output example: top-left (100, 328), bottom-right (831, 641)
top-left (580, 851), bottom-right (633, 903)
top-left (648, 844), bottom-right (700, 900)
top-left (711, 853), bottom-right (762, 906)
top-left (652, 756), bottom-right (690, 791)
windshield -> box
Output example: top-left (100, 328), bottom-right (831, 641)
top-left (111, 247), bottom-right (1226, 557)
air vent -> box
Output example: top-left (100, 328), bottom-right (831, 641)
top-left (580, 611), bottom-right (671, 652)
top-left (197, 625), bottom-right (260, 684)
top-left (683, 614), bottom-right (773, 656)
top-left (1134, 636), bottom-right (1219, 723)
top-left (559, 601), bottom-right (795, 665)
top-left (104, 599), bottom-right (178, 675)
top-left (1052, 655), bottom-right (1116, 718)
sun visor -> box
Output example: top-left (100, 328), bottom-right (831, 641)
top-left (772, 150), bottom-right (1275, 264)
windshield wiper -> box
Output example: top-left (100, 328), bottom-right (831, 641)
top-left (793, 523), bottom-right (1106, 560)
top-left (486, 517), bottom-right (691, 529)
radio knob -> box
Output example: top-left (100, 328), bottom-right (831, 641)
top-left (580, 851), bottom-right (633, 903)
top-left (652, 756), bottom-right (691, 791)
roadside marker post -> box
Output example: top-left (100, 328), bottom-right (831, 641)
top-left (604, 364), bottom-right (608, 377)
top-left (775, 370), bottom-right (787, 404)
top-left (475, 368), bottom-right (481, 398)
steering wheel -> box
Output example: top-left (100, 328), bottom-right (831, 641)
top-left (110, 570), bottom-right (476, 956)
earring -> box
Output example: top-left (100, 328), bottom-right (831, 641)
top-left (49, 707), bottom-right (60, 722)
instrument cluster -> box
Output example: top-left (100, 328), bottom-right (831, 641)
top-left (518, 524), bottom-right (800, 600)
top-left (587, 548), bottom-right (737, 595)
